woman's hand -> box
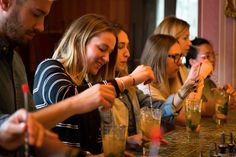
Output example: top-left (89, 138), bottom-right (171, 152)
top-left (126, 134), bottom-right (142, 149)
top-left (28, 113), bottom-right (58, 147)
top-left (130, 65), bottom-right (154, 85)
top-left (186, 62), bottom-right (201, 82)
top-left (224, 84), bottom-right (236, 104)
top-left (181, 62), bottom-right (205, 98)
top-left (115, 65), bottom-right (154, 92)
top-left (72, 84), bottom-right (116, 112)
top-left (199, 59), bottom-right (213, 79)
top-left (224, 84), bottom-right (236, 95)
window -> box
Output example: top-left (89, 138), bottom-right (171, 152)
top-left (156, 0), bottom-right (165, 26)
top-left (176, 0), bottom-right (198, 40)
top-left (156, 0), bottom-right (198, 40)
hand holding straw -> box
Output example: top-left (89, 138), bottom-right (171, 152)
top-left (22, 84), bottom-right (29, 157)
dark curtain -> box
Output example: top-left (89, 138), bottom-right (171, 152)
top-left (164, 0), bottom-right (176, 16)
top-left (129, 0), bottom-right (157, 70)
top-left (129, 0), bottom-right (177, 71)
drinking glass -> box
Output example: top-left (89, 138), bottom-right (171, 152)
top-left (102, 125), bottom-right (127, 157)
top-left (185, 98), bottom-right (202, 138)
top-left (140, 107), bottom-right (162, 156)
top-left (212, 88), bottom-right (229, 126)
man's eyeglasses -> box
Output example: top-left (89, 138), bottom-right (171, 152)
top-left (168, 54), bottom-right (183, 63)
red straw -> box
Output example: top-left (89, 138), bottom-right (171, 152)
top-left (22, 83), bottom-right (29, 157)
top-left (22, 84), bottom-right (29, 94)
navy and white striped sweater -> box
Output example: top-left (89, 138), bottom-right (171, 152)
top-left (33, 59), bottom-right (119, 154)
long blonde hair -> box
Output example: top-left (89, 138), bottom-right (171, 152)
top-left (154, 16), bottom-right (190, 39)
top-left (52, 14), bottom-right (117, 84)
top-left (141, 34), bottom-right (178, 98)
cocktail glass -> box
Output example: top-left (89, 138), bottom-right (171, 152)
top-left (185, 98), bottom-right (202, 138)
top-left (212, 88), bottom-right (229, 126)
top-left (140, 107), bottom-right (162, 156)
top-left (102, 125), bottom-right (127, 157)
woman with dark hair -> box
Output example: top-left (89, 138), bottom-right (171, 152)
top-left (186, 37), bottom-right (236, 116)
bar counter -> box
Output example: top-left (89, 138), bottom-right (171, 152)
top-left (132, 108), bottom-right (236, 157)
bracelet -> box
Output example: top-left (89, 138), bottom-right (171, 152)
top-left (177, 91), bottom-right (185, 100)
top-left (116, 78), bottom-right (126, 91)
top-left (128, 75), bottom-right (135, 86)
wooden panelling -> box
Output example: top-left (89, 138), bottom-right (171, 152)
top-left (24, 0), bottom-right (132, 89)
top-left (46, 0), bottom-right (131, 33)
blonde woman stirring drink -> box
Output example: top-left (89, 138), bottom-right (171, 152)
top-left (33, 14), bottom-right (154, 154)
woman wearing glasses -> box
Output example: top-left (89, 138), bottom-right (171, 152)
top-left (138, 34), bottom-right (201, 125)
top-left (154, 16), bottom-right (192, 96)
top-left (186, 37), bottom-right (236, 116)
top-left (142, 16), bottom-right (213, 125)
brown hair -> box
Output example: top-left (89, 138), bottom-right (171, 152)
top-left (141, 34), bottom-right (178, 97)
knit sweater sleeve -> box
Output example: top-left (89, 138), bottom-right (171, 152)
top-left (33, 59), bottom-right (120, 109)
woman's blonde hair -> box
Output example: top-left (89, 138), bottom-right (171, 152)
top-left (141, 34), bottom-right (178, 97)
top-left (154, 16), bottom-right (190, 39)
top-left (52, 14), bottom-right (117, 84)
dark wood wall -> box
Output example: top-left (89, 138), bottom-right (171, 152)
top-left (21, 0), bottom-right (156, 89)
top-left (45, 0), bottom-right (131, 33)
top-left (20, 0), bottom-right (236, 91)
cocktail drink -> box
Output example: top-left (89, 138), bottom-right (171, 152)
top-left (215, 102), bottom-right (228, 125)
top-left (185, 99), bottom-right (202, 136)
top-left (212, 88), bottom-right (229, 125)
top-left (185, 108), bottom-right (201, 131)
top-left (140, 107), bottom-right (162, 156)
top-left (140, 111), bottom-right (161, 139)
top-left (102, 125), bottom-right (127, 157)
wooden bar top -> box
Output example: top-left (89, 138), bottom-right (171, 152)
top-left (132, 108), bottom-right (236, 157)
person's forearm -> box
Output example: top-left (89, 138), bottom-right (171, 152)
top-left (172, 93), bottom-right (184, 112)
top-left (32, 97), bottom-right (78, 129)
top-left (35, 135), bottom-right (71, 157)
top-left (115, 75), bottom-right (136, 92)
top-left (33, 83), bottom-right (116, 129)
